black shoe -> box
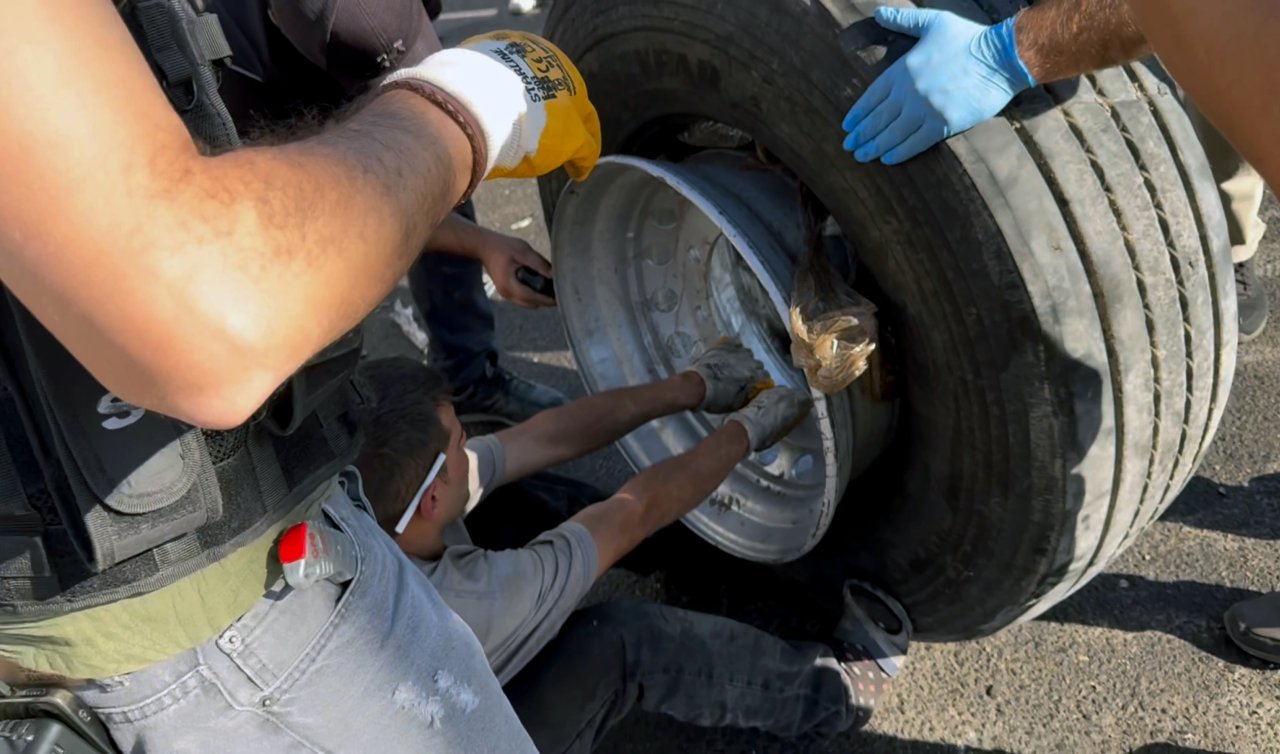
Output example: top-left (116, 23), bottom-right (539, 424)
top-left (453, 364), bottom-right (568, 426)
top-left (1225, 592), bottom-right (1280, 664)
top-left (830, 581), bottom-right (912, 724)
top-left (833, 581), bottom-right (912, 677)
top-left (1235, 259), bottom-right (1269, 341)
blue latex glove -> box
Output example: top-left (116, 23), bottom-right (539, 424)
top-left (841, 7), bottom-right (1036, 165)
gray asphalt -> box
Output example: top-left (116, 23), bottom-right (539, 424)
top-left (365, 5), bottom-right (1280, 753)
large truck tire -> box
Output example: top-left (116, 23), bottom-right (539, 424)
top-left (538, 0), bottom-right (1237, 639)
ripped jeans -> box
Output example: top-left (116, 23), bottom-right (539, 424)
top-left (76, 470), bottom-right (534, 754)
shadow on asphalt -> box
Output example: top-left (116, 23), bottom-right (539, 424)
top-left (844, 735), bottom-right (1015, 754)
top-left (1130, 745), bottom-right (1234, 754)
top-left (600, 716), bottom-right (1023, 754)
top-left (501, 353), bottom-right (583, 393)
top-left (602, 712), bottom-right (1234, 753)
top-left (491, 297), bottom-right (576, 357)
top-left (1161, 474), bottom-right (1280, 541)
top-left (1038, 573), bottom-right (1277, 669)
top-left (840, 733), bottom-right (1015, 753)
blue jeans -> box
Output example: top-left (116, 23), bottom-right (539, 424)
top-left (409, 200), bottom-right (498, 386)
top-left (78, 471), bottom-right (534, 754)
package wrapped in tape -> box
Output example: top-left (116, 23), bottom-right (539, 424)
top-left (788, 240), bottom-right (878, 394)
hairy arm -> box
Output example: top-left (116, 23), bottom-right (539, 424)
top-left (496, 372), bottom-right (706, 483)
top-left (423, 215), bottom-right (488, 256)
top-left (1125, 0), bottom-right (1280, 190)
top-left (570, 421), bottom-right (749, 578)
top-left (0, 0), bottom-right (469, 428)
top-left (1015, 0), bottom-right (1150, 84)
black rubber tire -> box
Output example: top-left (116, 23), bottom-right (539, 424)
top-left (538, 0), bottom-right (1236, 639)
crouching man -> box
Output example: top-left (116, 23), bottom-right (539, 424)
top-left (354, 349), bottom-right (911, 752)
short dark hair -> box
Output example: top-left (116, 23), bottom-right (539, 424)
top-left (354, 357), bottom-right (453, 533)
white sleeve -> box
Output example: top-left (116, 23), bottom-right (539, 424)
top-left (463, 434), bottom-right (507, 514)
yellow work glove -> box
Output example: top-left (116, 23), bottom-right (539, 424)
top-left (382, 31), bottom-right (601, 181)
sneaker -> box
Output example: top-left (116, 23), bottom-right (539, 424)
top-left (508, 0), bottom-right (540, 15)
top-left (1224, 591), bottom-right (1280, 664)
top-left (830, 581), bottom-right (912, 724)
top-left (453, 363), bottom-right (567, 426)
top-left (1235, 259), bottom-right (1269, 341)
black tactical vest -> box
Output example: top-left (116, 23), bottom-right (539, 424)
top-left (0, 0), bottom-right (362, 621)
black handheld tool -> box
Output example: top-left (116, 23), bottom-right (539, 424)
top-left (0, 684), bottom-right (117, 753)
top-left (515, 266), bottom-right (556, 301)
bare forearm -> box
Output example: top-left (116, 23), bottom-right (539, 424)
top-left (424, 213), bottom-right (485, 257)
top-left (1015, 0), bottom-right (1150, 84)
top-left (498, 372), bottom-right (706, 481)
top-left (137, 92), bottom-right (467, 425)
top-left (13, 93), bottom-right (467, 429)
top-left (215, 90), bottom-right (469, 266)
top-left (0, 0), bottom-right (473, 428)
top-left (1126, 0), bottom-right (1280, 189)
top-left (573, 421), bottom-right (749, 577)
top-left (624, 421), bottom-right (749, 531)
top-left (187, 91), bottom-right (470, 348)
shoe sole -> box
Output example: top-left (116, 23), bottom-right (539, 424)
top-left (1239, 311), bottom-right (1268, 343)
top-left (1224, 610), bottom-right (1280, 665)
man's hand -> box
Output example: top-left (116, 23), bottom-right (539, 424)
top-left (726, 387), bottom-right (814, 452)
top-left (475, 230), bottom-right (555, 309)
top-left (685, 341), bottom-right (771, 414)
top-left (384, 30), bottom-right (601, 181)
top-left (842, 7), bottom-right (1035, 165)
top-left (425, 214), bottom-right (554, 308)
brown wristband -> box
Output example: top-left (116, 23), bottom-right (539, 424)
top-left (382, 79), bottom-right (488, 205)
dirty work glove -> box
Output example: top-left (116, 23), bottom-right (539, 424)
top-left (726, 387), bottom-right (814, 452)
top-left (686, 341), bottom-right (772, 413)
top-left (383, 31), bottom-right (602, 181)
top-left (841, 7), bottom-right (1036, 165)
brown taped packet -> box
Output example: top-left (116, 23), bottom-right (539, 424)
top-left (788, 242), bottom-right (878, 394)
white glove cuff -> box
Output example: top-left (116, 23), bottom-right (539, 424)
top-left (725, 415), bottom-right (760, 452)
top-left (383, 48), bottom-right (526, 176)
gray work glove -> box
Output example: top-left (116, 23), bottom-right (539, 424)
top-left (726, 387), bottom-right (814, 452)
top-left (685, 341), bottom-right (772, 414)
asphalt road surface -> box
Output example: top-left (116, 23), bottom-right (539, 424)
top-left (364, 4), bottom-right (1280, 752)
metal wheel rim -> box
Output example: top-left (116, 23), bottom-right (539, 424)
top-left (552, 155), bottom-right (892, 562)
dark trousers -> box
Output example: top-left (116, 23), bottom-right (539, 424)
top-left (407, 200), bottom-right (498, 386)
top-left (465, 475), bottom-right (864, 753)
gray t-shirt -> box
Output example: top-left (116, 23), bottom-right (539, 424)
top-left (414, 435), bottom-right (598, 684)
